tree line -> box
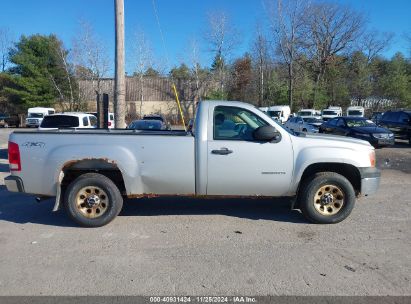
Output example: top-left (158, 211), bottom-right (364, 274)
top-left (0, 0), bottom-right (410, 117)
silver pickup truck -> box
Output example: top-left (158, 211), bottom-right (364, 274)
top-left (5, 100), bottom-right (380, 227)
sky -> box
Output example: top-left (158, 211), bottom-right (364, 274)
top-left (1, 0), bottom-right (410, 76)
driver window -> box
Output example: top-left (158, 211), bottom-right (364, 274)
top-left (336, 119), bottom-right (346, 127)
top-left (214, 106), bottom-right (268, 141)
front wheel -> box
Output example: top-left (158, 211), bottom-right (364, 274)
top-left (64, 173), bottom-right (123, 227)
top-left (299, 172), bottom-right (356, 224)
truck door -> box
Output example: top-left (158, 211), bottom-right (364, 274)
top-left (206, 105), bottom-right (294, 196)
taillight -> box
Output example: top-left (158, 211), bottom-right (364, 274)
top-left (369, 151), bottom-right (376, 167)
top-left (8, 141), bottom-right (21, 171)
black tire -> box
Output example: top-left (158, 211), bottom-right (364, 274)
top-left (64, 173), bottom-right (123, 227)
top-left (298, 172), bottom-right (356, 224)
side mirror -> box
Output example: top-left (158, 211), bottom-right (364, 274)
top-left (253, 125), bottom-right (281, 142)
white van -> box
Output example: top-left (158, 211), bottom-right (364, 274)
top-left (267, 105), bottom-right (291, 124)
top-left (322, 106), bottom-right (342, 121)
top-left (26, 107), bottom-right (55, 127)
top-left (39, 113), bottom-right (97, 130)
top-left (87, 112), bottom-right (115, 128)
top-left (297, 109), bottom-right (321, 120)
top-left (347, 106), bottom-right (365, 117)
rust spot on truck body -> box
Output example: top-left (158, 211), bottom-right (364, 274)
top-left (62, 158), bottom-right (119, 172)
top-left (126, 193), bottom-right (275, 199)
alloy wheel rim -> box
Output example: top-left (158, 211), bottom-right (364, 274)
top-left (313, 184), bottom-right (344, 216)
top-left (76, 186), bottom-right (109, 218)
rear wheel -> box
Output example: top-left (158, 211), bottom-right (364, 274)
top-left (64, 173), bottom-right (123, 227)
top-left (299, 172), bottom-right (356, 224)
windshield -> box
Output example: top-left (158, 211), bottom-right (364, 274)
top-left (254, 107), bottom-right (296, 135)
top-left (298, 111), bottom-right (313, 116)
top-left (267, 110), bottom-right (281, 117)
top-left (304, 118), bottom-right (322, 123)
top-left (143, 115), bottom-right (164, 122)
top-left (128, 120), bottom-right (163, 130)
top-left (322, 110), bottom-right (338, 115)
top-left (40, 115), bottom-right (79, 128)
top-left (28, 113), bottom-right (44, 118)
top-left (348, 110), bottom-right (363, 116)
top-left (346, 119), bottom-right (376, 127)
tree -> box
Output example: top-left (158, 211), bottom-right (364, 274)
top-left (72, 20), bottom-right (109, 123)
top-left (361, 30), bottom-right (394, 63)
top-left (0, 27), bottom-right (13, 72)
top-left (268, 0), bottom-right (307, 110)
top-left (131, 28), bottom-right (154, 116)
top-left (4, 34), bottom-right (75, 109)
top-left (228, 54), bottom-right (253, 101)
top-left (170, 63), bottom-right (191, 79)
top-left (348, 51), bottom-right (372, 105)
top-left (205, 11), bottom-right (239, 96)
top-left (379, 53), bottom-right (410, 107)
top-left (144, 67), bottom-right (159, 77)
top-left (303, 2), bottom-right (365, 103)
top-left (251, 25), bottom-right (271, 106)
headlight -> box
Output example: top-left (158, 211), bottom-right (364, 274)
top-left (372, 133), bottom-right (390, 139)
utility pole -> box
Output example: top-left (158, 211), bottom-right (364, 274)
top-left (114, 0), bottom-right (126, 128)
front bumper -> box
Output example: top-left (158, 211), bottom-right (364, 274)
top-left (4, 175), bottom-right (25, 193)
top-left (359, 167), bottom-right (381, 196)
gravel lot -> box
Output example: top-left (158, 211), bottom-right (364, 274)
top-left (0, 128), bottom-right (410, 296)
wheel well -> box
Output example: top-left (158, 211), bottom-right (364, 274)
top-left (61, 160), bottom-right (126, 195)
top-left (299, 163), bottom-right (361, 195)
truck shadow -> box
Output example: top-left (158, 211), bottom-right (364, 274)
top-left (0, 186), bottom-right (76, 227)
top-left (0, 186), bottom-right (306, 226)
top-left (120, 196), bottom-right (306, 223)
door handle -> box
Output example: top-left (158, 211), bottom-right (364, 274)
top-left (211, 148), bottom-right (233, 155)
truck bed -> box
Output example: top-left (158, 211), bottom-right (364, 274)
top-left (14, 129), bottom-right (191, 136)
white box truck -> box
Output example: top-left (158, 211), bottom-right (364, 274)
top-left (25, 107), bottom-right (55, 127)
top-left (267, 105), bottom-right (291, 124)
top-left (347, 106), bottom-right (365, 117)
top-left (322, 106), bottom-right (342, 121)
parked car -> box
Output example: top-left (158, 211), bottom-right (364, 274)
top-left (5, 100), bottom-right (380, 227)
top-left (26, 107), bottom-right (55, 127)
top-left (285, 116), bottom-right (321, 133)
top-left (319, 117), bottom-right (394, 147)
top-left (0, 113), bottom-right (20, 128)
top-left (39, 113), bottom-right (97, 130)
top-left (127, 119), bottom-right (168, 131)
top-left (143, 114), bottom-right (171, 130)
top-left (370, 112), bottom-right (384, 124)
top-left (378, 110), bottom-right (411, 144)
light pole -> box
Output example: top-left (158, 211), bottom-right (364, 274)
top-left (114, 0), bottom-right (126, 128)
